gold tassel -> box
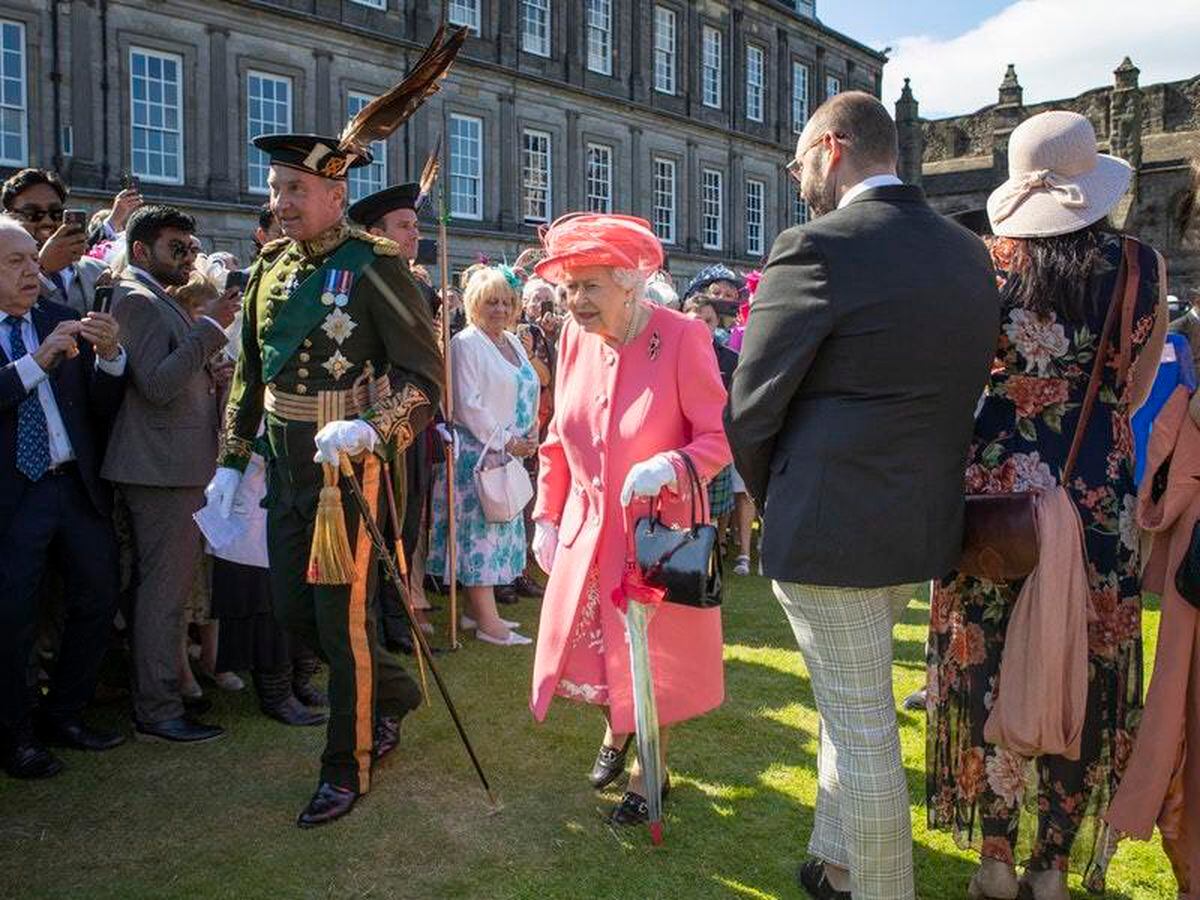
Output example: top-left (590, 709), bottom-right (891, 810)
top-left (307, 462), bottom-right (356, 585)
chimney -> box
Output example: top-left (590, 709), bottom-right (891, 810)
top-left (895, 78), bottom-right (924, 186)
top-left (993, 64), bottom-right (1024, 176)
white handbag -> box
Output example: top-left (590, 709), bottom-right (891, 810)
top-left (473, 427), bottom-right (534, 523)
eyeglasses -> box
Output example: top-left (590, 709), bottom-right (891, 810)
top-left (784, 131), bottom-right (851, 184)
top-left (12, 205), bottom-right (64, 224)
top-left (166, 239), bottom-right (197, 260)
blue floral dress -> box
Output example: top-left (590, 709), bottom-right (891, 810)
top-left (428, 353), bottom-right (539, 587)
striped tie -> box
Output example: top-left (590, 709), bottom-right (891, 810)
top-left (5, 315), bottom-right (52, 481)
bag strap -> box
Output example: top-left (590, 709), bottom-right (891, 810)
top-left (1062, 237), bottom-right (1140, 484)
top-left (473, 425), bottom-right (508, 474)
top-left (647, 451), bottom-right (707, 530)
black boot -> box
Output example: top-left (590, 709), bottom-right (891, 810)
top-left (296, 782), bottom-right (358, 828)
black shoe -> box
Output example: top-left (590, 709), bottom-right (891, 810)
top-left (589, 734), bottom-right (633, 789)
top-left (902, 687), bottom-right (927, 711)
top-left (796, 859), bottom-right (850, 900)
top-left (3, 739), bottom-right (63, 779)
top-left (293, 683), bottom-right (328, 708)
top-left (134, 716), bottom-right (225, 744)
top-left (373, 716), bottom-right (400, 761)
top-left (35, 715), bottom-right (125, 752)
top-left (513, 575), bottom-right (544, 599)
top-left (182, 695), bottom-right (212, 716)
top-left (263, 696), bottom-right (327, 728)
top-left (494, 584), bottom-right (520, 605)
top-left (608, 775), bottom-right (671, 826)
top-left (297, 782), bottom-right (358, 828)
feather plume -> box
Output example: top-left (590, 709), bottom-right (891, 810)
top-left (416, 134), bottom-right (443, 211)
top-left (338, 26), bottom-right (466, 158)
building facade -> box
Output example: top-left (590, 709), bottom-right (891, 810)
top-left (897, 60), bottom-right (1200, 294)
top-left (1, 0), bottom-right (884, 281)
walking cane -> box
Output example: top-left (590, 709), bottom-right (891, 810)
top-left (339, 454), bottom-right (499, 808)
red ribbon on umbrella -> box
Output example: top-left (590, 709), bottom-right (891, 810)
top-left (611, 560), bottom-right (665, 613)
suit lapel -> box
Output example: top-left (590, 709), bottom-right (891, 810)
top-left (128, 272), bottom-right (195, 330)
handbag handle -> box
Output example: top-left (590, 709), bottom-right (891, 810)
top-left (1061, 237), bottom-right (1139, 485)
top-left (646, 451), bottom-right (706, 534)
top-left (472, 425), bottom-right (510, 475)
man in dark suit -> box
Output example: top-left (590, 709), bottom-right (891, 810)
top-left (0, 216), bottom-right (127, 778)
top-left (103, 206), bottom-right (239, 744)
top-left (726, 93), bottom-right (1000, 900)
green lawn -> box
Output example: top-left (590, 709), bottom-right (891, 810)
top-left (0, 577), bottom-right (1177, 899)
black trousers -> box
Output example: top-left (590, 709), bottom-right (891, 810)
top-left (0, 466), bottom-right (119, 736)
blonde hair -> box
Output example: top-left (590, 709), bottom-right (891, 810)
top-left (173, 253), bottom-right (221, 314)
top-left (462, 267), bottom-right (520, 328)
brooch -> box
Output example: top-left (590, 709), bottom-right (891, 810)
top-left (647, 330), bottom-right (661, 361)
top-left (320, 269), bottom-right (354, 307)
top-left (321, 308), bottom-right (357, 345)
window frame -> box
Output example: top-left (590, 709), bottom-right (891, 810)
top-left (701, 25), bottom-right (722, 110)
top-left (129, 46), bottom-right (185, 186)
top-left (449, 112), bottom-right (484, 221)
top-left (586, 0), bottom-right (612, 76)
top-left (245, 69), bottom-right (293, 196)
top-left (521, 0), bottom-right (551, 57)
top-left (346, 90), bottom-right (389, 204)
top-left (701, 167), bottom-right (724, 251)
top-left (347, 0), bottom-right (386, 8)
top-left (651, 156), bottom-right (677, 245)
top-left (585, 142), bottom-right (613, 214)
top-left (826, 74), bottom-right (841, 99)
top-left (792, 60), bottom-right (810, 135)
top-left (746, 43), bottom-right (765, 124)
top-left (521, 128), bottom-right (552, 225)
top-left (448, 0), bottom-right (482, 36)
top-left (653, 5), bottom-right (677, 96)
top-left (793, 193), bottom-right (810, 227)
top-left (0, 19), bottom-right (27, 168)
top-left (745, 178), bottom-right (765, 257)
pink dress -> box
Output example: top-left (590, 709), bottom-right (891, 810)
top-left (531, 305), bottom-right (732, 733)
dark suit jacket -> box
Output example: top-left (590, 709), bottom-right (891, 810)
top-left (0, 299), bottom-right (126, 534)
top-left (726, 184), bottom-right (1001, 588)
top-left (102, 273), bottom-right (228, 488)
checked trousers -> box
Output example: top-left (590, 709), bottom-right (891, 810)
top-left (773, 580), bottom-right (918, 900)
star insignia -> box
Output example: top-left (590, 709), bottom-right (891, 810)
top-left (321, 308), bottom-right (357, 345)
top-left (322, 350), bottom-right (353, 381)
top-left (282, 271), bottom-right (301, 296)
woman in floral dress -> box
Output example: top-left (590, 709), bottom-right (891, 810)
top-left (927, 112), bottom-right (1168, 900)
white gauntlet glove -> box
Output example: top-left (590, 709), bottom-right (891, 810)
top-left (532, 519), bottom-right (559, 575)
top-left (313, 419), bottom-right (378, 465)
top-left (619, 454), bottom-right (678, 507)
top-left (205, 467), bottom-right (243, 519)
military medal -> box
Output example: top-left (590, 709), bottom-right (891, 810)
top-left (320, 269), bottom-right (339, 306)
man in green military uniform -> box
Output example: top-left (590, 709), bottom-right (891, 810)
top-left (206, 132), bottom-right (442, 827)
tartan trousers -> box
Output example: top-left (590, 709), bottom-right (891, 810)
top-left (773, 580), bottom-right (918, 900)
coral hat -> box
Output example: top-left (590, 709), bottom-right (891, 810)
top-left (987, 111), bottom-right (1133, 238)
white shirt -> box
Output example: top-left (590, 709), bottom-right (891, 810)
top-left (838, 174), bottom-right (904, 210)
top-left (1, 311), bottom-right (127, 466)
top-left (451, 325), bottom-right (538, 448)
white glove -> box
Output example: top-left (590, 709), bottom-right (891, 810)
top-left (532, 519), bottom-right (559, 575)
top-left (620, 454), bottom-right (678, 507)
top-left (205, 467), bottom-right (242, 519)
top-left (313, 419), bottom-right (378, 465)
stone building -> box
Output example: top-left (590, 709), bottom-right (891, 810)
top-left (897, 60), bottom-right (1200, 294)
top-left (0, 0), bottom-right (884, 282)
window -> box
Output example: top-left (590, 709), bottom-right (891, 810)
top-left (702, 168), bottom-right (723, 251)
top-left (449, 114), bottom-right (483, 220)
top-left (701, 26), bottom-right (722, 109)
top-left (826, 74), bottom-right (841, 98)
top-left (348, 0), bottom-right (386, 8)
top-left (247, 71), bottom-right (292, 194)
top-left (792, 61), bottom-right (810, 134)
top-left (651, 157), bottom-right (676, 244)
top-left (585, 143), bottom-right (612, 214)
top-left (793, 193), bottom-right (809, 226)
top-left (521, 129), bottom-right (551, 224)
top-left (522, 0), bottom-right (550, 56)
top-left (746, 44), bottom-right (765, 123)
top-left (745, 179), bottom-right (765, 257)
top-left (448, 0), bottom-right (480, 34)
top-left (130, 48), bottom-right (183, 184)
top-left (586, 0), bottom-right (611, 76)
top-left (0, 21), bottom-right (26, 167)
top-left (653, 6), bottom-right (676, 95)
top-left (347, 92), bottom-right (388, 203)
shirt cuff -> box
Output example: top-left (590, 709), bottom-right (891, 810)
top-left (95, 346), bottom-right (127, 376)
top-left (103, 219), bottom-right (117, 240)
top-left (15, 353), bottom-right (47, 392)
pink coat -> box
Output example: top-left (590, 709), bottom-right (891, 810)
top-left (531, 305), bottom-right (732, 733)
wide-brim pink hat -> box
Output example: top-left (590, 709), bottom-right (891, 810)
top-left (534, 213), bottom-right (664, 283)
top-left (987, 110), bottom-right (1133, 238)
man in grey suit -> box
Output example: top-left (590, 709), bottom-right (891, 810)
top-left (726, 93), bottom-right (1000, 900)
top-left (103, 206), bottom-right (240, 744)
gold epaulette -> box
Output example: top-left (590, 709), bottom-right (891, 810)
top-left (349, 226), bottom-right (402, 257)
top-left (258, 236), bottom-right (292, 260)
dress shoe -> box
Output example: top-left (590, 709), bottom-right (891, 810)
top-left (494, 584), bottom-right (520, 605)
top-left (1017, 868), bottom-right (1069, 900)
top-left (969, 858), bottom-right (1019, 900)
top-left (36, 715), bottom-right (125, 752)
top-left (297, 782), bottom-right (359, 828)
top-left (513, 575), bottom-right (544, 598)
top-left (263, 696), bottom-right (327, 728)
top-left (461, 615), bottom-right (520, 631)
top-left (589, 734), bottom-right (632, 789)
top-left (373, 716), bottom-right (400, 761)
top-left (134, 716), bottom-right (225, 744)
top-left (475, 628), bottom-right (532, 646)
top-left (608, 775), bottom-right (671, 826)
top-left (903, 687), bottom-right (928, 711)
top-left (3, 739), bottom-right (63, 779)
top-left (294, 683), bottom-right (328, 708)
top-left (796, 859), bottom-right (851, 900)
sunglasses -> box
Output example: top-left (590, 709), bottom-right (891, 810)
top-left (12, 206), bottom-right (64, 224)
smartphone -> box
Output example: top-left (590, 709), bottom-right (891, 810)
top-left (121, 172), bottom-right (140, 192)
top-left (63, 208), bottom-right (87, 232)
top-left (416, 237), bottom-right (439, 265)
top-left (225, 269), bottom-right (249, 293)
top-left (93, 285), bottom-right (114, 314)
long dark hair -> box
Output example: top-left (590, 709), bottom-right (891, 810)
top-left (1009, 222), bottom-right (1110, 323)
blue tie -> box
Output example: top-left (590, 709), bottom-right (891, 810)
top-left (5, 316), bottom-right (51, 481)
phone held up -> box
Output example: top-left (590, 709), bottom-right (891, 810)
top-left (62, 209), bottom-right (87, 233)
top-left (93, 285), bottom-right (114, 315)
top-left (121, 172), bottom-right (140, 193)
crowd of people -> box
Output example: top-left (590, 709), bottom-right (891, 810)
top-left (3, 59), bottom-right (1199, 900)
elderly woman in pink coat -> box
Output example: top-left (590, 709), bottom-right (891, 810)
top-left (529, 213), bottom-right (732, 826)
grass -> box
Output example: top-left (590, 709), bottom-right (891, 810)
top-left (0, 577), bottom-right (1177, 899)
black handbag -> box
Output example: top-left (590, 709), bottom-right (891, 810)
top-left (633, 453), bottom-right (723, 609)
top-left (1174, 519), bottom-right (1200, 611)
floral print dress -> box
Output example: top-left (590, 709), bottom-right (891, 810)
top-left (927, 234), bottom-right (1160, 889)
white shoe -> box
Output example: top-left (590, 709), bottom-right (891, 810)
top-left (733, 556), bottom-right (750, 576)
top-left (461, 615), bottom-right (519, 631)
top-left (212, 671), bottom-right (245, 692)
top-left (475, 629), bottom-right (532, 647)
